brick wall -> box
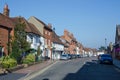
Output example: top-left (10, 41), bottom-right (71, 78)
top-left (63, 30), bottom-right (77, 54)
top-left (0, 26), bottom-right (11, 55)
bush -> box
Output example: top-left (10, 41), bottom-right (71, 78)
top-left (22, 54), bottom-right (35, 64)
top-left (0, 56), bottom-right (17, 69)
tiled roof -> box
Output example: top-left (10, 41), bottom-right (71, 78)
top-left (60, 37), bottom-right (69, 47)
top-left (11, 17), bottom-right (42, 36)
top-left (52, 31), bottom-right (63, 45)
top-left (0, 13), bottom-right (14, 28)
top-left (28, 23), bottom-right (43, 36)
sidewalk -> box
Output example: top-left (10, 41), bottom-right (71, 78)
top-left (113, 58), bottom-right (120, 69)
top-left (15, 60), bottom-right (57, 80)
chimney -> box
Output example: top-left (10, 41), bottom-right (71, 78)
top-left (48, 23), bottom-right (52, 29)
top-left (3, 4), bottom-right (10, 17)
top-left (64, 29), bottom-right (68, 36)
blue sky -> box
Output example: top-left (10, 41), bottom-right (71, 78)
top-left (0, 0), bottom-right (119, 49)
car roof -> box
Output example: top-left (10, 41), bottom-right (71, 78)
top-left (101, 54), bottom-right (111, 55)
top-left (101, 54), bottom-right (112, 57)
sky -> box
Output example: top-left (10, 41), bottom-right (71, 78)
top-left (0, 0), bottom-right (119, 49)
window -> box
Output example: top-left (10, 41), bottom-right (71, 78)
top-left (48, 40), bottom-right (51, 46)
top-left (48, 32), bottom-right (50, 36)
top-left (31, 37), bottom-right (33, 43)
top-left (36, 37), bottom-right (40, 43)
top-left (45, 39), bottom-right (47, 45)
top-left (45, 31), bottom-right (47, 34)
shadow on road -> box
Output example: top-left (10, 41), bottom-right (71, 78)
top-left (63, 59), bottom-right (120, 80)
top-left (42, 78), bottom-right (49, 80)
top-left (0, 73), bottom-right (27, 80)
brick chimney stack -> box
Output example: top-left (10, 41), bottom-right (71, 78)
top-left (48, 23), bottom-right (52, 29)
top-left (3, 4), bottom-right (10, 17)
top-left (64, 29), bottom-right (68, 36)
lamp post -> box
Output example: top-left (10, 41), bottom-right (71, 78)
top-left (105, 38), bottom-right (107, 48)
top-left (105, 38), bottom-right (107, 53)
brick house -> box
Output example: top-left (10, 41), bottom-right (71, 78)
top-left (60, 37), bottom-right (69, 54)
top-left (0, 4), bottom-right (43, 57)
top-left (61, 30), bottom-right (77, 54)
top-left (0, 4), bottom-right (14, 56)
top-left (44, 24), bottom-right (53, 58)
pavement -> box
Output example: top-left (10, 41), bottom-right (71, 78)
top-left (113, 58), bottom-right (120, 69)
top-left (17, 60), bottom-right (57, 80)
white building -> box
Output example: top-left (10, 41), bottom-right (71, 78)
top-left (52, 32), bottom-right (64, 60)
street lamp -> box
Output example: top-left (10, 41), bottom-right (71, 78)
top-left (105, 38), bottom-right (107, 49)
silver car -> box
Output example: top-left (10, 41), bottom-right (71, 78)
top-left (60, 54), bottom-right (69, 60)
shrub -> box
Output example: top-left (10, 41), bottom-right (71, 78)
top-left (0, 56), bottom-right (17, 68)
top-left (22, 54), bottom-right (35, 64)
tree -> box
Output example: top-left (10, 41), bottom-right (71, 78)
top-left (37, 45), bottom-right (41, 56)
top-left (10, 18), bottom-right (30, 63)
top-left (99, 46), bottom-right (106, 51)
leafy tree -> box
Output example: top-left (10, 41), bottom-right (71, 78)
top-left (37, 45), bottom-right (41, 56)
top-left (10, 18), bottom-right (30, 63)
top-left (99, 46), bottom-right (106, 51)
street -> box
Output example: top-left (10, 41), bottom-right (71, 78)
top-left (30, 57), bottom-right (120, 80)
top-left (0, 57), bottom-right (120, 80)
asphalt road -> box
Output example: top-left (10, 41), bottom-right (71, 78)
top-left (30, 57), bottom-right (120, 80)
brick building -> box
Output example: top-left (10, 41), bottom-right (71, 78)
top-left (61, 30), bottom-right (77, 54)
top-left (0, 4), bottom-right (14, 56)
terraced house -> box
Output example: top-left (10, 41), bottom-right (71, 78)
top-left (0, 4), bottom-right (44, 57)
top-left (52, 31), bottom-right (64, 60)
top-left (61, 30), bottom-right (78, 54)
top-left (11, 17), bottom-right (43, 53)
top-left (0, 4), bottom-right (95, 59)
top-left (0, 4), bottom-right (14, 57)
top-left (28, 16), bottom-right (53, 59)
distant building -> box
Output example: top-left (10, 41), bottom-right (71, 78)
top-left (61, 30), bottom-right (77, 54)
top-left (52, 31), bottom-right (64, 60)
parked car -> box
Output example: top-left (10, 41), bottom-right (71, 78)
top-left (76, 54), bottom-right (81, 58)
top-left (71, 54), bottom-right (77, 59)
top-left (98, 54), bottom-right (113, 64)
top-left (60, 54), bottom-right (69, 60)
